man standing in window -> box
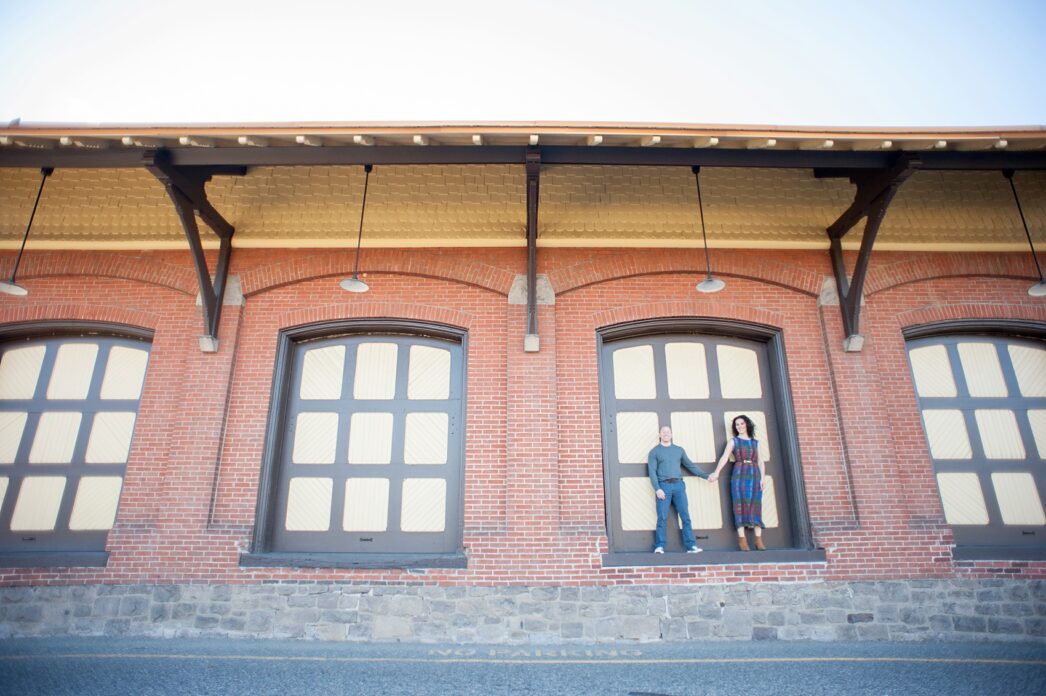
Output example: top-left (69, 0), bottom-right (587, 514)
top-left (648, 426), bottom-right (709, 554)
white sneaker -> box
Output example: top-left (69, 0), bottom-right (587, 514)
top-left (653, 547), bottom-right (664, 554)
top-left (687, 546), bottom-right (703, 553)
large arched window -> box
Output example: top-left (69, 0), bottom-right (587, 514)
top-left (0, 323), bottom-right (152, 567)
top-left (246, 320), bottom-right (467, 568)
top-left (905, 322), bottom-right (1046, 559)
top-left (597, 319), bottom-right (814, 561)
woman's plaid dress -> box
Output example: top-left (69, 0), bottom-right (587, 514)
top-left (730, 437), bottom-right (764, 528)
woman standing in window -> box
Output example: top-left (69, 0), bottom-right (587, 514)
top-left (709, 414), bottom-right (765, 551)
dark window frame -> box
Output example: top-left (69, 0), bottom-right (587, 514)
top-left (0, 321), bottom-right (153, 568)
top-left (904, 319), bottom-right (1046, 561)
top-left (596, 317), bottom-right (822, 566)
top-left (243, 319), bottom-right (469, 570)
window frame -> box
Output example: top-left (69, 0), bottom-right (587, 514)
top-left (243, 319), bottom-right (469, 570)
top-left (0, 321), bottom-right (152, 568)
top-left (904, 319), bottom-right (1046, 561)
top-left (596, 317), bottom-right (821, 566)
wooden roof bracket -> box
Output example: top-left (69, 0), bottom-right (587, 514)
top-left (819, 154), bottom-right (921, 351)
top-left (524, 147), bottom-right (541, 352)
top-left (144, 150), bottom-right (247, 351)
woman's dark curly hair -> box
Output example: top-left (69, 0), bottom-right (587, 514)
top-left (730, 414), bottom-right (756, 438)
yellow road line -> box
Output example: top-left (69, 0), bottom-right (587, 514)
top-left (1, 654), bottom-right (1044, 666)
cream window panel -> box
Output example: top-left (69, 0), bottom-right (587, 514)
top-left (99, 346), bottom-right (149, 400)
top-left (908, 345), bottom-right (957, 397)
top-left (921, 410), bottom-right (972, 459)
top-left (0, 411), bottom-right (27, 464)
top-left (1028, 410), bottom-right (1046, 460)
top-left (612, 345), bottom-right (656, 399)
top-left (717, 345), bottom-right (762, 399)
top-left (10, 476), bottom-right (66, 531)
top-left (348, 412), bottom-right (393, 464)
top-left (937, 472), bottom-right (989, 525)
top-left (408, 345), bottom-right (451, 400)
top-left (404, 412), bottom-right (449, 465)
top-left (615, 412), bottom-right (660, 464)
top-left (761, 475), bottom-right (780, 528)
top-left (991, 472), bottom-right (1046, 526)
top-left (619, 477), bottom-right (657, 531)
top-left (85, 412), bottom-right (137, 464)
top-left (723, 411), bottom-right (771, 462)
top-left (1009, 344), bottom-right (1046, 397)
top-left (0, 477), bottom-right (7, 510)
top-left (299, 345), bottom-right (345, 400)
top-left (684, 477), bottom-right (722, 529)
top-left (285, 477), bottom-right (332, 531)
top-left (665, 343), bottom-right (709, 399)
top-left (343, 478), bottom-right (390, 532)
top-left (974, 410), bottom-right (1026, 460)
top-left (670, 411), bottom-right (716, 463)
top-left (958, 343), bottom-right (1008, 397)
top-left (401, 478), bottom-right (446, 532)
top-left (353, 343), bottom-right (398, 400)
top-left (47, 344), bottom-right (98, 400)
top-left (291, 412), bottom-right (338, 464)
top-left (29, 412), bottom-right (82, 464)
top-left (0, 345), bottom-right (45, 399)
top-left (68, 476), bottom-right (124, 530)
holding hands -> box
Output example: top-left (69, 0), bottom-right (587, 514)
top-left (707, 472), bottom-right (719, 483)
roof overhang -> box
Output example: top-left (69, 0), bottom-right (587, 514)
top-left (1, 121), bottom-right (1045, 169)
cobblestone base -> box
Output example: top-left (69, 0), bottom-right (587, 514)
top-left (1, 580), bottom-right (1043, 643)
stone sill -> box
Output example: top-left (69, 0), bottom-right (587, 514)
top-left (0, 551), bottom-right (109, 568)
top-left (602, 548), bottom-right (827, 567)
top-left (239, 551), bottom-right (468, 570)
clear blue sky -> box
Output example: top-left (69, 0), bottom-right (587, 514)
top-left (1, 0), bottom-right (1044, 127)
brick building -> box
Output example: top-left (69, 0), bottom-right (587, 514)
top-left (0, 122), bottom-right (1044, 642)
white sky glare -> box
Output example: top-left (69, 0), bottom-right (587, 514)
top-left (1, 0), bottom-right (1044, 127)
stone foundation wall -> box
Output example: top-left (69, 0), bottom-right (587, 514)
top-left (2, 579), bottom-right (1043, 643)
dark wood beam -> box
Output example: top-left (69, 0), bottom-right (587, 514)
top-left (827, 154), bottom-right (921, 239)
top-left (525, 148), bottom-right (540, 342)
top-left (144, 151), bottom-right (245, 346)
top-left (2, 145), bottom-right (1046, 170)
top-left (827, 155), bottom-right (921, 347)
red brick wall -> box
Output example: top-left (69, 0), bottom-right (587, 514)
top-left (0, 247), bottom-right (1044, 586)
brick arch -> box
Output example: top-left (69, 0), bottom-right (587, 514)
top-left (593, 299), bottom-right (785, 331)
top-left (0, 252), bottom-right (197, 296)
top-left (0, 302), bottom-right (161, 331)
top-left (549, 250), bottom-right (822, 297)
top-left (896, 301), bottom-right (1046, 330)
top-left (240, 250), bottom-right (516, 297)
top-left (276, 301), bottom-right (475, 333)
top-left (866, 254), bottom-right (1038, 296)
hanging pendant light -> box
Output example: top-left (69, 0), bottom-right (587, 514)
top-left (1, 167), bottom-right (53, 296)
top-left (692, 166), bottom-right (725, 293)
top-left (340, 164), bottom-right (373, 293)
top-left (1003, 170), bottom-right (1046, 297)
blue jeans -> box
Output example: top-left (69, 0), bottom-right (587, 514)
top-left (655, 480), bottom-right (696, 550)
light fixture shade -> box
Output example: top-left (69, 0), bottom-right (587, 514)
top-left (0, 281), bottom-right (28, 296)
top-left (1029, 280), bottom-right (1046, 297)
top-left (696, 276), bottom-right (726, 293)
top-left (339, 275), bottom-right (370, 293)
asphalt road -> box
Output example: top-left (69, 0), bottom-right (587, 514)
top-left (0, 637), bottom-right (1043, 696)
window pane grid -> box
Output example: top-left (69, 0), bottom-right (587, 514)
top-left (908, 336), bottom-right (1046, 548)
top-left (271, 332), bottom-right (463, 555)
top-left (0, 336), bottom-right (149, 553)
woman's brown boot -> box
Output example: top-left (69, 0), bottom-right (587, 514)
top-left (754, 535), bottom-right (765, 551)
top-left (738, 534), bottom-right (750, 551)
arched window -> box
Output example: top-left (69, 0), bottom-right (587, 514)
top-left (0, 323), bottom-right (151, 566)
top-left (905, 322), bottom-right (1046, 559)
top-left (597, 319), bottom-right (813, 559)
top-left (247, 320), bottom-right (467, 568)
